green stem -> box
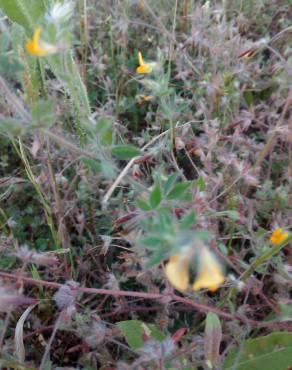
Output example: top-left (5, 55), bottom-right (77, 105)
top-left (37, 60), bottom-right (48, 99)
top-left (218, 234), bottom-right (291, 309)
top-left (240, 235), bottom-right (292, 282)
top-left (167, 0), bottom-right (178, 77)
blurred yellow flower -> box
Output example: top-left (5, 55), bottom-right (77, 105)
top-left (136, 95), bottom-right (153, 104)
top-left (136, 51), bottom-right (152, 74)
top-left (165, 247), bottom-right (225, 292)
top-left (269, 228), bottom-right (289, 245)
top-left (138, 0), bottom-right (145, 11)
top-left (26, 27), bottom-right (58, 57)
top-left (192, 248), bottom-right (225, 292)
top-left (143, 95), bottom-right (153, 101)
top-left (165, 254), bottom-right (189, 291)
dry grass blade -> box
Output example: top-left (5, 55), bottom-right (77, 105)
top-left (14, 303), bottom-right (38, 363)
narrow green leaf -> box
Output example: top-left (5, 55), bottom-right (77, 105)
top-left (204, 313), bottom-right (222, 369)
top-left (180, 210), bottom-right (196, 230)
top-left (166, 181), bottom-right (192, 200)
top-left (96, 117), bottom-right (113, 145)
top-left (196, 176), bottom-right (206, 191)
top-left (163, 173), bottom-right (178, 195)
top-left (149, 185), bottom-right (162, 209)
top-left (243, 90), bottom-right (254, 106)
top-left (210, 210), bottom-right (240, 221)
top-left (112, 145), bottom-right (142, 160)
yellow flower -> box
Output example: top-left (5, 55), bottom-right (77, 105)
top-left (269, 228), bottom-right (289, 245)
top-left (165, 254), bottom-right (189, 291)
top-left (138, 0), bottom-right (145, 11)
top-left (165, 247), bottom-right (225, 293)
top-left (136, 51), bottom-right (152, 74)
top-left (26, 27), bottom-right (58, 57)
top-left (143, 95), bottom-right (153, 101)
top-left (136, 95), bottom-right (153, 104)
top-left (192, 248), bottom-right (225, 292)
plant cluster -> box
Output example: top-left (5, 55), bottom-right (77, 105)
top-left (0, 0), bottom-right (291, 369)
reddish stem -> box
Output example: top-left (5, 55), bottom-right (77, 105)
top-left (0, 270), bottom-right (289, 329)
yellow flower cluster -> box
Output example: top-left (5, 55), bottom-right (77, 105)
top-left (165, 247), bottom-right (225, 292)
top-left (270, 228), bottom-right (289, 245)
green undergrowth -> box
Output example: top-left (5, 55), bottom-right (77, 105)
top-left (0, 0), bottom-right (291, 369)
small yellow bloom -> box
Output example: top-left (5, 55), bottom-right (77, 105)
top-left (136, 51), bottom-right (152, 74)
top-left (269, 228), bottom-right (289, 245)
top-left (138, 0), bottom-right (145, 11)
top-left (26, 27), bottom-right (58, 57)
top-left (192, 248), bottom-right (225, 292)
top-left (143, 95), bottom-right (153, 101)
top-left (165, 254), bottom-right (189, 291)
top-left (136, 95), bottom-right (153, 104)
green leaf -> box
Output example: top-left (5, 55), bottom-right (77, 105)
top-left (142, 236), bottom-right (161, 248)
top-left (100, 161), bottom-right (116, 179)
top-left (81, 158), bottom-right (101, 172)
top-left (112, 145), bottom-right (142, 160)
top-left (146, 249), bottom-right (165, 267)
top-left (163, 173), bottom-right (178, 195)
top-left (0, 0), bottom-right (46, 33)
top-left (136, 198), bottom-right (152, 211)
top-left (100, 130), bottom-right (113, 146)
top-left (196, 176), bottom-right (206, 191)
top-left (96, 117), bottom-right (113, 146)
top-left (210, 210), bottom-right (240, 221)
top-left (117, 320), bottom-right (165, 350)
top-left (31, 100), bottom-right (56, 128)
top-left (204, 313), bottom-right (222, 369)
top-left (149, 185), bottom-right (162, 209)
top-left (96, 117), bottom-right (113, 132)
top-left (243, 90), bottom-right (254, 106)
top-left (180, 210), bottom-right (196, 230)
top-left (193, 229), bottom-right (211, 241)
top-left (218, 242), bottom-right (228, 256)
top-left (223, 332), bottom-right (292, 370)
top-left (166, 181), bottom-right (192, 200)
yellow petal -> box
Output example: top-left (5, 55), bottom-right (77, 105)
top-left (165, 255), bottom-right (189, 291)
top-left (26, 27), bottom-right (57, 57)
top-left (192, 248), bottom-right (224, 292)
top-left (136, 64), bottom-right (152, 74)
top-left (138, 51), bottom-right (144, 66)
